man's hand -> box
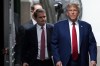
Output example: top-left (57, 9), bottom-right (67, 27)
top-left (56, 61), bottom-right (62, 66)
top-left (23, 63), bottom-right (29, 66)
top-left (90, 61), bottom-right (96, 66)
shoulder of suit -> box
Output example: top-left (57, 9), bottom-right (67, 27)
top-left (54, 19), bottom-right (68, 25)
top-left (78, 20), bottom-right (91, 26)
top-left (22, 20), bottom-right (34, 30)
top-left (46, 23), bottom-right (54, 27)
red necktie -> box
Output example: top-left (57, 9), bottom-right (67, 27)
top-left (40, 26), bottom-right (45, 60)
top-left (72, 23), bottom-right (78, 60)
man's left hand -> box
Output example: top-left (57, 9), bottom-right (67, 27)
top-left (90, 61), bottom-right (96, 66)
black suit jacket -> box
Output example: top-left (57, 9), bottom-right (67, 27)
top-left (23, 20), bottom-right (34, 30)
top-left (21, 23), bottom-right (53, 64)
top-left (14, 19), bottom-right (33, 64)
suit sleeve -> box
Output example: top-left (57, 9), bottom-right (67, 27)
top-left (21, 27), bottom-right (30, 64)
top-left (88, 24), bottom-right (97, 62)
top-left (51, 24), bottom-right (61, 64)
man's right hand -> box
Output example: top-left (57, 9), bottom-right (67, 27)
top-left (23, 63), bottom-right (29, 66)
top-left (56, 61), bottom-right (62, 66)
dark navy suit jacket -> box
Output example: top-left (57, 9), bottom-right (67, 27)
top-left (22, 20), bottom-right (34, 30)
top-left (15, 19), bottom-right (34, 64)
top-left (51, 19), bottom-right (97, 66)
top-left (21, 23), bottom-right (54, 64)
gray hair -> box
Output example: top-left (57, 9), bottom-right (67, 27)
top-left (66, 3), bottom-right (80, 12)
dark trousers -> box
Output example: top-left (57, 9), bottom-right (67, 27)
top-left (30, 58), bottom-right (54, 66)
top-left (67, 55), bottom-right (80, 66)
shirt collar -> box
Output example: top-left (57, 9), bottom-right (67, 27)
top-left (32, 18), bottom-right (37, 25)
top-left (68, 19), bottom-right (78, 25)
top-left (37, 24), bottom-right (46, 29)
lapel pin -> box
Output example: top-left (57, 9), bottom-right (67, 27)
top-left (81, 26), bottom-right (83, 27)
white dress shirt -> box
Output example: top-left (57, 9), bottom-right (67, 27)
top-left (36, 24), bottom-right (49, 59)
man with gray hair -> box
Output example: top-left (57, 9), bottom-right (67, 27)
top-left (51, 2), bottom-right (97, 66)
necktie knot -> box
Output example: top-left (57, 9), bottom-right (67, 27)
top-left (41, 26), bottom-right (44, 29)
top-left (72, 22), bottom-right (76, 25)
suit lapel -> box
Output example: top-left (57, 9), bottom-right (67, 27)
top-left (66, 20), bottom-right (71, 45)
top-left (46, 24), bottom-right (51, 57)
top-left (46, 25), bottom-right (49, 45)
top-left (78, 20), bottom-right (84, 48)
top-left (31, 25), bottom-right (38, 46)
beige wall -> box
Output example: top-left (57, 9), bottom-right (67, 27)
top-left (20, 0), bottom-right (41, 25)
top-left (21, 1), bottom-right (31, 25)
